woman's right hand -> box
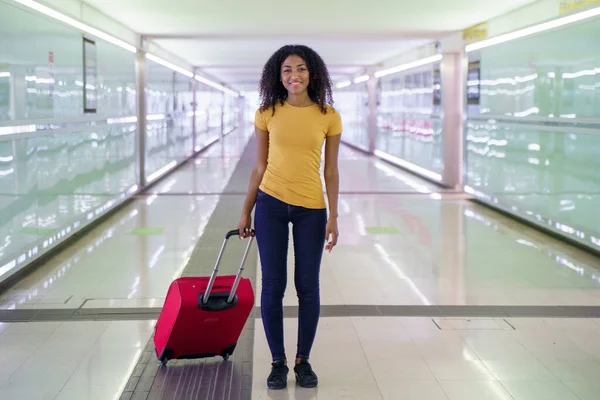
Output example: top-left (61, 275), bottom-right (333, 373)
top-left (237, 212), bottom-right (253, 239)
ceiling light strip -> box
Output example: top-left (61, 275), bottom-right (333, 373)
top-left (13, 0), bottom-right (137, 53)
top-left (335, 80), bottom-right (352, 89)
top-left (13, 1), bottom-right (239, 96)
top-left (374, 54), bottom-right (443, 78)
top-left (145, 54), bottom-right (194, 78)
top-left (194, 75), bottom-right (239, 97)
top-left (466, 6), bottom-right (600, 52)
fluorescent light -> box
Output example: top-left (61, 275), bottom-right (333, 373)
top-left (562, 67), bottom-right (600, 79)
top-left (353, 75), bottom-right (369, 84)
top-left (14, 0), bottom-right (136, 53)
top-left (466, 6), bottom-right (600, 52)
top-left (194, 75), bottom-right (238, 97)
top-left (0, 124), bottom-right (37, 136)
top-left (0, 168), bottom-right (14, 177)
top-left (146, 113), bottom-right (165, 121)
top-left (0, 72), bottom-right (10, 78)
top-left (145, 54), bottom-right (194, 78)
top-left (374, 54), bottom-right (443, 78)
top-left (107, 116), bottom-right (137, 124)
top-left (335, 80), bottom-right (352, 89)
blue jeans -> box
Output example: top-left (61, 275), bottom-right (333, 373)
top-left (254, 189), bottom-right (327, 362)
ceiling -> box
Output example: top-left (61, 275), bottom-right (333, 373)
top-left (79, 0), bottom-right (541, 91)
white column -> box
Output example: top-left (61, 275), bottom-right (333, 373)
top-left (135, 40), bottom-right (147, 188)
top-left (191, 67), bottom-right (198, 153)
top-left (367, 67), bottom-right (378, 154)
top-left (220, 91), bottom-right (225, 137)
top-left (441, 51), bottom-right (465, 190)
top-left (238, 95), bottom-right (245, 128)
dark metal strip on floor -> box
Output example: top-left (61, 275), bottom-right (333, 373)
top-left (3, 305), bottom-right (600, 323)
top-left (121, 133), bottom-right (260, 400)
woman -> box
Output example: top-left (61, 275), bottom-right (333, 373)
top-left (237, 44), bottom-right (342, 390)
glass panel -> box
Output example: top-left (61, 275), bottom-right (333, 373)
top-left (336, 84), bottom-right (369, 150)
top-left (0, 1), bottom-right (240, 281)
top-left (0, 2), bottom-right (137, 279)
top-left (376, 62), bottom-right (444, 177)
top-left (465, 15), bottom-right (600, 251)
top-left (144, 61), bottom-right (194, 182)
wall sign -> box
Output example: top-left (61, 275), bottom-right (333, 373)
top-left (433, 69), bottom-right (441, 106)
top-left (83, 37), bottom-right (97, 113)
top-left (463, 22), bottom-right (488, 43)
top-left (559, 0), bottom-right (600, 14)
top-left (467, 61), bottom-right (481, 105)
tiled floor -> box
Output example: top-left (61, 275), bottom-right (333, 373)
top-left (0, 127), bottom-right (600, 399)
top-left (0, 320), bottom-right (154, 400)
top-left (251, 317), bottom-right (600, 399)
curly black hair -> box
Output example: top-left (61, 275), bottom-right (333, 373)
top-left (258, 44), bottom-right (334, 115)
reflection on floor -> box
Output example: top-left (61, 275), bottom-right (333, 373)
top-left (0, 127), bottom-right (599, 400)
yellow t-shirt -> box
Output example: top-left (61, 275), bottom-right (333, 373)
top-left (254, 102), bottom-right (342, 209)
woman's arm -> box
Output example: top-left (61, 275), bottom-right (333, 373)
top-left (238, 126), bottom-right (269, 237)
top-left (324, 133), bottom-right (341, 251)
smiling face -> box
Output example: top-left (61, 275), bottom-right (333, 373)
top-left (280, 55), bottom-right (310, 96)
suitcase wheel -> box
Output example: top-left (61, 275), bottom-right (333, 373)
top-left (158, 348), bottom-right (173, 366)
top-left (221, 343), bottom-right (237, 362)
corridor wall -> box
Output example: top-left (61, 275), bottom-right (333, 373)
top-left (333, 8), bottom-right (600, 253)
top-left (375, 62), bottom-right (444, 180)
top-left (335, 84), bottom-right (369, 151)
top-left (0, 0), bottom-right (239, 284)
top-left (464, 12), bottom-right (600, 251)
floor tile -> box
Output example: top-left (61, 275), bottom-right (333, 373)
top-left (378, 380), bottom-right (449, 400)
top-left (370, 358), bottom-right (436, 381)
top-left (440, 381), bottom-right (514, 400)
top-left (313, 380), bottom-right (382, 400)
top-left (483, 358), bottom-right (556, 381)
top-left (562, 380), bottom-right (600, 400)
top-left (426, 359), bottom-right (496, 381)
top-left (55, 385), bottom-right (123, 400)
top-left (361, 340), bottom-right (424, 361)
top-left (433, 318), bottom-right (512, 331)
top-left (541, 360), bottom-right (600, 381)
top-left (501, 381), bottom-right (580, 400)
top-left (0, 384), bottom-right (62, 400)
top-left (4, 321), bottom-right (62, 334)
top-left (251, 385), bottom-right (317, 400)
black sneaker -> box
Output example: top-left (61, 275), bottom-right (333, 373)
top-left (294, 359), bottom-right (318, 388)
top-left (267, 361), bottom-right (289, 390)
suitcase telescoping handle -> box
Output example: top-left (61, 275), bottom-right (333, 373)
top-left (202, 229), bottom-right (255, 305)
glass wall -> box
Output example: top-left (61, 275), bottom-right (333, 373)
top-left (145, 61), bottom-right (194, 182)
top-left (193, 83), bottom-right (211, 150)
top-left (465, 14), bottom-right (600, 251)
top-left (376, 62), bottom-right (444, 179)
top-left (223, 92), bottom-right (240, 135)
top-left (0, 1), bottom-right (238, 283)
top-left (0, 2), bottom-right (139, 281)
top-left (335, 84), bottom-right (369, 150)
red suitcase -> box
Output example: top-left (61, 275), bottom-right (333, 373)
top-left (154, 229), bottom-right (255, 365)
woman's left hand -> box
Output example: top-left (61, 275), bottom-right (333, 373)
top-left (325, 218), bottom-right (339, 253)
